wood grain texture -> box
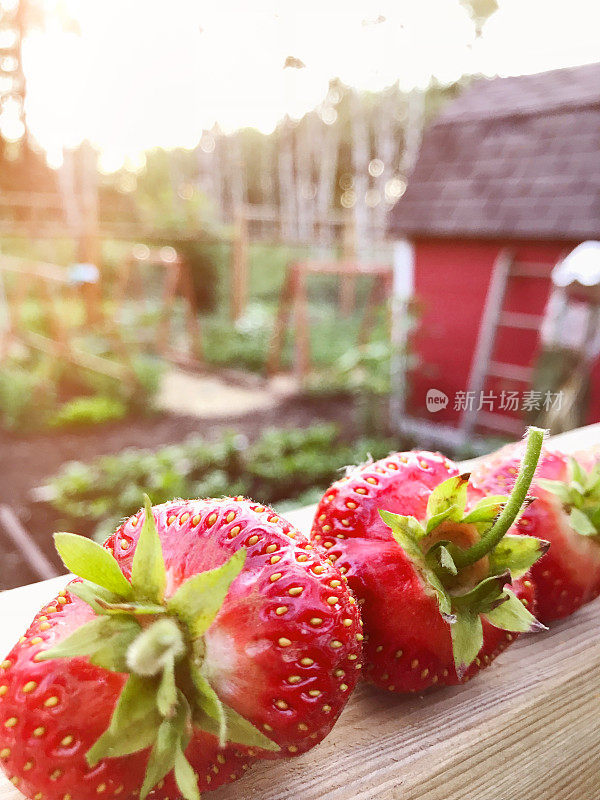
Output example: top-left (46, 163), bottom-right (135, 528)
top-left (2, 422), bottom-right (600, 800)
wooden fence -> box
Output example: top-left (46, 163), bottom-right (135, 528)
top-left (0, 193), bottom-right (394, 323)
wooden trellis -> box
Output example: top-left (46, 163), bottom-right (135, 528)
top-left (115, 246), bottom-right (203, 368)
top-left (266, 260), bottom-right (393, 379)
top-left (0, 254), bottom-right (133, 385)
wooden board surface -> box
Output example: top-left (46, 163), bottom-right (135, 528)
top-left (2, 423), bottom-right (600, 800)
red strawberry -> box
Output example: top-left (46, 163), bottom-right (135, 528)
top-left (311, 429), bottom-right (548, 693)
top-left (0, 496), bottom-right (362, 800)
top-left (469, 443), bottom-right (600, 622)
top-left (0, 594), bottom-right (249, 799)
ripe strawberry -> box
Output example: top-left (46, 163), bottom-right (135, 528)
top-left (469, 443), bottom-right (600, 622)
top-left (311, 429), bottom-right (548, 693)
top-left (0, 497), bottom-right (362, 800)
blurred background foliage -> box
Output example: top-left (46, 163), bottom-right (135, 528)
top-left (49, 424), bottom-right (396, 541)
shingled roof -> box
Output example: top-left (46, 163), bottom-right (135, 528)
top-left (390, 62), bottom-right (600, 241)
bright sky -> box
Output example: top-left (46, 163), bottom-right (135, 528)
top-left (13, 0), bottom-right (600, 171)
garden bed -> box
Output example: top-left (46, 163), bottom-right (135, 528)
top-left (0, 394), bottom-right (390, 590)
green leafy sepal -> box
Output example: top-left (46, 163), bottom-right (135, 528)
top-left (380, 470), bottom-right (548, 679)
top-left (538, 456), bottom-right (600, 539)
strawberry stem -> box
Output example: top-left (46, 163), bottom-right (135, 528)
top-left (126, 618), bottom-right (186, 677)
top-left (452, 426), bottom-right (546, 569)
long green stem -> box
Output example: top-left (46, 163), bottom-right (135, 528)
top-left (452, 426), bottom-right (546, 569)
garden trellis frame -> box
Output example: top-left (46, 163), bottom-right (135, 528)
top-left (0, 254), bottom-right (135, 386)
top-left (229, 204), bottom-right (392, 323)
top-left (114, 246), bottom-right (204, 369)
top-left (266, 259), bottom-right (393, 380)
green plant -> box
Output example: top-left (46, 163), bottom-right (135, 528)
top-left (202, 298), bottom-right (391, 377)
top-left (129, 355), bottom-right (164, 410)
top-left (173, 240), bottom-right (219, 313)
top-left (203, 310), bottom-right (272, 372)
top-left (245, 424), bottom-right (349, 500)
top-left (307, 339), bottom-right (394, 436)
top-left (49, 425), bottom-right (398, 541)
top-left (49, 396), bottom-right (128, 429)
top-left (333, 340), bottom-right (392, 394)
top-left (0, 343), bottom-right (162, 432)
top-left (0, 360), bottom-right (57, 431)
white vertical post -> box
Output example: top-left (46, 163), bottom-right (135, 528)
top-left (390, 239), bottom-right (415, 430)
top-left (459, 248), bottom-right (513, 440)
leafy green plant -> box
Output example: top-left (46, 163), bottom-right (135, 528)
top-left (0, 347), bottom-right (162, 433)
top-left (0, 360), bottom-right (57, 431)
top-left (203, 310), bottom-right (272, 372)
top-left (129, 355), bottom-right (164, 411)
top-left (49, 425), bottom-right (397, 541)
top-left (307, 340), bottom-right (393, 435)
top-left (49, 396), bottom-right (128, 429)
top-left (245, 424), bottom-right (351, 500)
top-left (202, 299), bottom-right (390, 376)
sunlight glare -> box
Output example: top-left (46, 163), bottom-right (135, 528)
top-left (18, 0), bottom-right (600, 170)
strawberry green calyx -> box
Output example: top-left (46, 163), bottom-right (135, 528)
top-left (40, 495), bottom-right (279, 800)
top-left (380, 427), bottom-right (549, 678)
top-left (452, 426), bottom-right (546, 569)
top-left (538, 456), bottom-right (600, 538)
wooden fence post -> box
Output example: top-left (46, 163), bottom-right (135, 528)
top-left (266, 262), bottom-right (296, 376)
top-left (78, 142), bottom-right (102, 326)
top-left (339, 212), bottom-right (357, 315)
top-left (294, 265), bottom-right (310, 381)
top-left (230, 207), bottom-right (249, 321)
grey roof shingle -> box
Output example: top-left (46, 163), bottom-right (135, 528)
top-left (390, 63), bottom-right (600, 240)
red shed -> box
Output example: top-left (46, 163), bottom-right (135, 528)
top-left (390, 62), bottom-right (600, 445)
